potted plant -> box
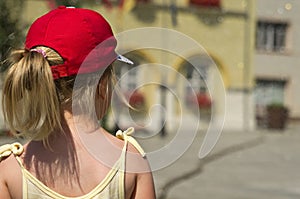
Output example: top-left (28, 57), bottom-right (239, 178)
top-left (266, 103), bottom-right (289, 130)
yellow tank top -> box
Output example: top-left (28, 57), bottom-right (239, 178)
top-left (0, 127), bottom-right (145, 199)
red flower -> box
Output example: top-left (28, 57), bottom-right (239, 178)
top-left (128, 91), bottom-right (145, 108)
top-left (196, 92), bottom-right (212, 109)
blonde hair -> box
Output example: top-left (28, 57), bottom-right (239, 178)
top-left (2, 46), bottom-right (115, 141)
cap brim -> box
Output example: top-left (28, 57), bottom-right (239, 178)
top-left (117, 54), bottom-right (134, 65)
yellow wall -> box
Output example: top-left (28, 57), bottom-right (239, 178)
top-left (22, 0), bottom-right (255, 90)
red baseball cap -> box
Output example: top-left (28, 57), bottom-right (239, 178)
top-left (25, 6), bottom-right (133, 79)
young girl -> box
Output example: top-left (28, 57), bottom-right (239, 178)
top-left (0, 6), bottom-right (155, 199)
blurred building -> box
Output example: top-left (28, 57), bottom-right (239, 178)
top-left (254, 0), bottom-right (300, 127)
top-left (10, 0), bottom-right (256, 132)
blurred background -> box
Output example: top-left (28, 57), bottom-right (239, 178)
top-left (1, 0), bottom-right (300, 198)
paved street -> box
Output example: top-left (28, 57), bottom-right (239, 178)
top-left (1, 122), bottom-right (300, 199)
top-left (148, 122), bottom-right (300, 199)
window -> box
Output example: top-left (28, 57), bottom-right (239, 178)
top-left (179, 55), bottom-right (212, 110)
top-left (186, 64), bottom-right (205, 93)
top-left (255, 79), bottom-right (286, 106)
top-left (184, 56), bottom-right (209, 94)
top-left (256, 21), bottom-right (289, 53)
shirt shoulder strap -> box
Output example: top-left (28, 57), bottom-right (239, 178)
top-left (115, 127), bottom-right (146, 199)
top-left (0, 142), bottom-right (23, 162)
top-left (116, 127), bottom-right (146, 157)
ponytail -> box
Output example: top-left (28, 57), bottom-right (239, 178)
top-left (2, 46), bottom-right (63, 141)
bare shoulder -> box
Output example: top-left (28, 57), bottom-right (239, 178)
top-left (0, 155), bottom-right (21, 182)
top-left (0, 144), bottom-right (20, 172)
top-left (0, 154), bottom-right (22, 199)
top-left (0, 154), bottom-right (13, 172)
top-left (0, 157), bottom-right (11, 199)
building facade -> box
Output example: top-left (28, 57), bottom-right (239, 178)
top-left (2, 0), bottom-right (257, 132)
top-left (254, 0), bottom-right (300, 127)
